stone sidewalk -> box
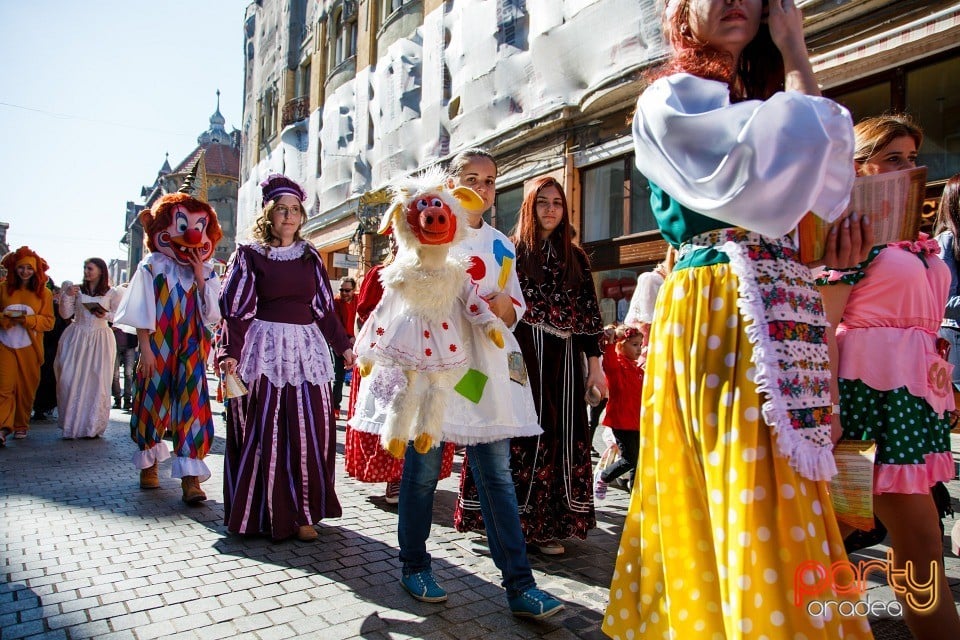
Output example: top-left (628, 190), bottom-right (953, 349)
top-left (1, 382), bottom-right (958, 639)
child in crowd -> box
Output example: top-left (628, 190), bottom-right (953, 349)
top-left (595, 324), bottom-right (646, 496)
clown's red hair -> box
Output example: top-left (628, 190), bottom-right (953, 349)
top-left (3, 246), bottom-right (49, 297)
top-left (140, 193), bottom-right (223, 254)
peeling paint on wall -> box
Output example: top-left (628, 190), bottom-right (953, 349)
top-left (238, 0), bottom-right (666, 240)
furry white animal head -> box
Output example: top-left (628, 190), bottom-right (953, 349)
top-left (378, 166), bottom-right (485, 252)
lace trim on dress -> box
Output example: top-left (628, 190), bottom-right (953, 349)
top-left (248, 241), bottom-right (307, 261)
top-left (684, 228), bottom-right (837, 482)
top-left (239, 319), bottom-right (334, 387)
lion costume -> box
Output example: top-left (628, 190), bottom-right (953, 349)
top-left (0, 247), bottom-right (54, 444)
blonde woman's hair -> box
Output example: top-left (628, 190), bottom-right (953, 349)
top-left (251, 200), bottom-right (306, 245)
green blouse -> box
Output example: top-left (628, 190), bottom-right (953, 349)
top-left (650, 181), bottom-right (731, 270)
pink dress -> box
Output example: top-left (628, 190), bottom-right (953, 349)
top-left (835, 240), bottom-right (956, 493)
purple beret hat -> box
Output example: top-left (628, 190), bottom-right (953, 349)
top-left (260, 173), bottom-right (306, 205)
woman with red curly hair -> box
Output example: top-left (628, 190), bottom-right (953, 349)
top-left (0, 246), bottom-right (55, 445)
top-left (603, 1), bottom-right (873, 638)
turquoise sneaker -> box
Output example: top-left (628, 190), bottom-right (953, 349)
top-left (508, 587), bottom-right (564, 619)
top-left (400, 570), bottom-right (448, 603)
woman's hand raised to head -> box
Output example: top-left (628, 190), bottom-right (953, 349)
top-left (822, 211), bottom-right (874, 270)
top-left (767, 0), bottom-right (805, 53)
top-left (768, 0), bottom-right (820, 95)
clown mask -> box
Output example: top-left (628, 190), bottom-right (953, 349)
top-left (141, 193), bottom-right (222, 266)
top-left (155, 204), bottom-right (216, 264)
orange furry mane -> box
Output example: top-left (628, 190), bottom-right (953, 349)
top-left (3, 246), bottom-right (49, 297)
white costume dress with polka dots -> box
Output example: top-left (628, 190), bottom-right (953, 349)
top-left (603, 74), bottom-right (872, 640)
top-left (356, 272), bottom-right (495, 372)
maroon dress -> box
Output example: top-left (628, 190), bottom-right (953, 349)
top-left (219, 241), bottom-right (351, 541)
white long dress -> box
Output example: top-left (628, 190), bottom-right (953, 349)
top-left (55, 289), bottom-right (122, 438)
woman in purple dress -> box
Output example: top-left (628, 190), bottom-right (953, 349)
top-left (218, 174), bottom-right (355, 542)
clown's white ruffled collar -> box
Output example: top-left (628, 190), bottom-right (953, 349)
top-left (144, 252), bottom-right (213, 288)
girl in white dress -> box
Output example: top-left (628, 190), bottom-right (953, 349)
top-left (55, 258), bottom-right (122, 439)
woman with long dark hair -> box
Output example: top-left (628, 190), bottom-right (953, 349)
top-left (55, 257), bottom-right (121, 439)
top-left (935, 172), bottom-right (960, 395)
top-left (501, 176), bottom-right (605, 555)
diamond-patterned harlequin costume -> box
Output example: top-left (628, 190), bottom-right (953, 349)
top-left (115, 252), bottom-right (221, 480)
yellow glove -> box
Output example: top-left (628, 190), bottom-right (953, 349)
top-left (358, 358), bottom-right (374, 377)
top-left (385, 438), bottom-right (407, 459)
top-left (413, 433), bottom-right (434, 454)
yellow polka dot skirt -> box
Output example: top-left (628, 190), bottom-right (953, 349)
top-left (603, 264), bottom-right (873, 640)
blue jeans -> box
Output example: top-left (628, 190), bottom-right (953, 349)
top-left (398, 439), bottom-right (536, 598)
top-left (939, 326), bottom-right (960, 388)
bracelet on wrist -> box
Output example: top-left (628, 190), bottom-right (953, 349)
top-left (815, 269), bottom-right (866, 287)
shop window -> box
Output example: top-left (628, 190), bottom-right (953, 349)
top-left (828, 49), bottom-right (960, 182)
top-left (907, 56), bottom-right (960, 181)
top-left (832, 83), bottom-right (891, 127)
top-left (592, 267), bottom-right (642, 326)
top-left (493, 184), bottom-right (523, 236)
top-left (581, 156), bottom-right (657, 243)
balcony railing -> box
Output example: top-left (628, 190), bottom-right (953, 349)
top-left (281, 96), bottom-right (311, 128)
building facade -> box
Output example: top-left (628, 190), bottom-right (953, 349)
top-left (239, 0), bottom-right (960, 322)
top-left (122, 100), bottom-right (242, 280)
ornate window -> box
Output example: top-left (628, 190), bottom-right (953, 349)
top-left (328, 2), bottom-right (358, 71)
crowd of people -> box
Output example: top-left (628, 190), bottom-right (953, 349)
top-left (3, 0), bottom-right (960, 635)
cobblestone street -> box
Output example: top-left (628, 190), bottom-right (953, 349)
top-left (1, 378), bottom-right (958, 639)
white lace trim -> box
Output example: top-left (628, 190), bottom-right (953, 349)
top-left (720, 239), bottom-right (837, 482)
top-left (239, 318), bottom-right (334, 387)
top-left (248, 241), bottom-right (307, 261)
top-left (132, 444), bottom-right (171, 469)
top-left (171, 456), bottom-right (212, 482)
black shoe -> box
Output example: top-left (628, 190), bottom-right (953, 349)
top-left (32, 411), bottom-right (46, 421)
top-left (113, 399), bottom-right (122, 409)
top-left (843, 518), bottom-right (887, 554)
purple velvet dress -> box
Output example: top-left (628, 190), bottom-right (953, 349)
top-left (219, 241), bottom-right (351, 541)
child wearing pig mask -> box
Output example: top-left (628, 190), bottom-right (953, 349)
top-left (115, 192), bottom-right (223, 504)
